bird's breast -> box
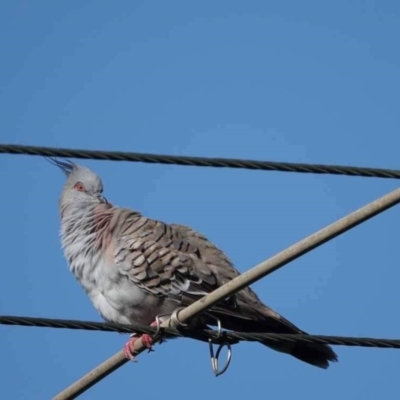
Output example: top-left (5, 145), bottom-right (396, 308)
top-left (61, 214), bottom-right (168, 326)
top-left (67, 244), bottom-right (164, 325)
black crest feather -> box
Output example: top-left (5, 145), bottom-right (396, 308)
top-left (45, 157), bottom-right (76, 176)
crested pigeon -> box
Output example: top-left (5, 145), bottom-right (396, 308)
top-left (51, 158), bottom-right (338, 369)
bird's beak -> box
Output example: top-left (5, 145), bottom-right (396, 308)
top-left (97, 194), bottom-right (108, 204)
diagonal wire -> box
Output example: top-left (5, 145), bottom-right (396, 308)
top-left (2, 315), bottom-right (400, 349)
top-left (53, 184), bottom-right (400, 400)
top-left (1, 143), bottom-right (400, 179)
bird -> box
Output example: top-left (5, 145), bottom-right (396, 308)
top-left (50, 157), bottom-right (338, 369)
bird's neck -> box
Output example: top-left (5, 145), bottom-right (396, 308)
top-left (60, 203), bottom-right (142, 275)
top-left (60, 203), bottom-right (113, 274)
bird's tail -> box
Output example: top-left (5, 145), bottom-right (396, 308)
top-left (256, 312), bottom-right (338, 368)
top-left (261, 338), bottom-right (338, 369)
top-left (210, 305), bottom-right (338, 369)
top-left (257, 311), bottom-right (338, 369)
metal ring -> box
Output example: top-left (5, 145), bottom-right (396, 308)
top-left (208, 339), bottom-right (232, 377)
top-left (169, 307), bottom-right (189, 328)
top-left (154, 313), bottom-right (171, 338)
top-left (205, 314), bottom-right (223, 339)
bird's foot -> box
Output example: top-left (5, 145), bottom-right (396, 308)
top-left (123, 333), bottom-right (154, 361)
top-left (123, 321), bottom-right (159, 361)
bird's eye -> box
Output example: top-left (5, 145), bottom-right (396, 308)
top-left (74, 182), bottom-right (86, 192)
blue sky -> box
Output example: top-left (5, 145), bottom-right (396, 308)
top-left (0, 1), bottom-right (399, 399)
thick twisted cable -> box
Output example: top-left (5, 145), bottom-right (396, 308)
top-left (1, 144), bottom-right (400, 179)
top-left (2, 315), bottom-right (400, 349)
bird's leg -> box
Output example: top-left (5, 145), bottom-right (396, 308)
top-left (123, 321), bottom-right (157, 361)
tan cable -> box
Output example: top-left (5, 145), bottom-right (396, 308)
top-left (53, 185), bottom-right (400, 400)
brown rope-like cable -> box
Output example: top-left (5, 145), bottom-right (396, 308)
top-left (52, 185), bottom-right (400, 400)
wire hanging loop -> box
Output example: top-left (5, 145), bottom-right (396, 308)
top-left (208, 340), bottom-right (232, 377)
top-left (207, 315), bottom-right (233, 377)
top-left (153, 307), bottom-right (190, 340)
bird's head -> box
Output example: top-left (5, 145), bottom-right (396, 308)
top-left (48, 158), bottom-right (109, 215)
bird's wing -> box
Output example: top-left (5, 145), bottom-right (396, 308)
top-left (115, 217), bottom-right (222, 302)
top-left (115, 216), bottom-right (287, 324)
top-left (168, 223), bottom-right (264, 306)
top-left (168, 223), bottom-right (306, 331)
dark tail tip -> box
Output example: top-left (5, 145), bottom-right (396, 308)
top-left (290, 342), bottom-right (338, 369)
top-left (263, 341), bottom-right (338, 369)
